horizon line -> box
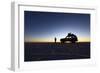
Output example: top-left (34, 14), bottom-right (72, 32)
top-left (24, 41), bottom-right (90, 43)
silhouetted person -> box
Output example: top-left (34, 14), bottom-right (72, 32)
top-left (55, 37), bottom-right (57, 43)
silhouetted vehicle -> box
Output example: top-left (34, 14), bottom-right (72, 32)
top-left (60, 33), bottom-right (78, 43)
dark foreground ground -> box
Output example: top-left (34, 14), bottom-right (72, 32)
top-left (24, 42), bottom-right (90, 62)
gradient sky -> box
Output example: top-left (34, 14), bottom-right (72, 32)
top-left (24, 11), bottom-right (90, 42)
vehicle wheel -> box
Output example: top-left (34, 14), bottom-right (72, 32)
top-left (61, 41), bottom-right (65, 43)
top-left (71, 41), bottom-right (75, 43)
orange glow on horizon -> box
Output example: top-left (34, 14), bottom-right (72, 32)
top-left (78, 37), bottom-right (90, 42)
top-left (25, 37), bottom-right (90, 42)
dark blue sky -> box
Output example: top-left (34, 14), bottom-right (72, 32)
top-left (24, 11), bottom-right (90, 42)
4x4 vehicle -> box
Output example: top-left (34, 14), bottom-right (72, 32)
top-left (60, 33), bottom-right (78, 43)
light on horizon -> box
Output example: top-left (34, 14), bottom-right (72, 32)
top-left (25, 37), bottom-right (90, 42)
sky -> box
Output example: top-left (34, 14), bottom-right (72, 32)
top-left (24, 11), bottom-right (90, 42)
